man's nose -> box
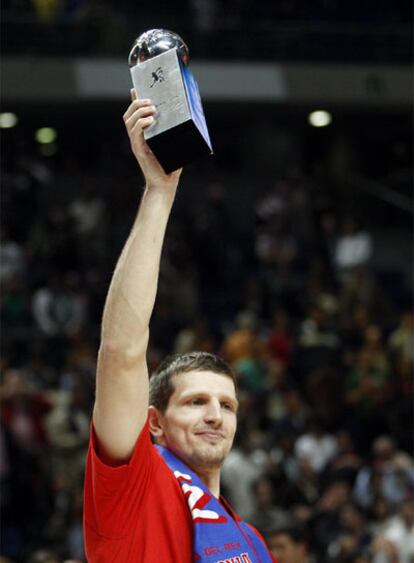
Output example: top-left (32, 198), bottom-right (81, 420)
top-left (203, 400), bottom-right (223, 425)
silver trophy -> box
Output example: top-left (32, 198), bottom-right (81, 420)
top-left (128, 29), bottom-right (213, 173)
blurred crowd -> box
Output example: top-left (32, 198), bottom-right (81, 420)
top-left (3, 0), bottom-right (412, 62)
top-left (1, 136), bottom-right (413, 563)
top-left (4, 0), bottom-right (411, 24)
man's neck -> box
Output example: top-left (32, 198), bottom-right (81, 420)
top-left (158, 443), bottom-right (223, 498)
top-left (191, 464), bottom-right (221, 498)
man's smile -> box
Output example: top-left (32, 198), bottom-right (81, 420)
top-left (195, 430), bottom-right (225, 440)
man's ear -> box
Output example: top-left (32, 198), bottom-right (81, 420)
top-left (148, 406), bottom-right (165, 443)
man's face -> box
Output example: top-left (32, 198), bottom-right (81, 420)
top-left (267, 533), bottom-right (306, 563)
top-left (153, 370), bottom-right (238, 471)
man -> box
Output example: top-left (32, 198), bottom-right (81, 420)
top-left (83, 90), bottom-right (276, 562)
top-left (265, 525), bottom-right (309, 563)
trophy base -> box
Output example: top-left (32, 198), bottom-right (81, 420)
top-left (147, 118), bottom-right (212, 174)
top-left (130, 47), bottom-right (213, 174)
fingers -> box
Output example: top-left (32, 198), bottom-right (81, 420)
top-left (123, 98), bottom-right (152, 122)
top-left (127, 105), bottom-right (156, 129)
top-left (123, 100), bottom-right (157, 133)
top-left (130, 88), bottom-right (137, 101)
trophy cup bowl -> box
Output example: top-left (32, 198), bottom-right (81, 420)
top-left (128, 29), bottom-right (190, 68)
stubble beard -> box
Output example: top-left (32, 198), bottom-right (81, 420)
top-left (189, 440), bottom-right (231, 469)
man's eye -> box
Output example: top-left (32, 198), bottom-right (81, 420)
top-left (189, 399), bottom-right (203, 405)
top-left (221, 403), bottom-right (233, 411)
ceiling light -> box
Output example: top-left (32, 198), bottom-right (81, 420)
top-left (308, 110), bottom-right (332, 128)
top-left (35, 127), bottom-right (57, 144)
top-left (0, 113), bottom-right (18, 128)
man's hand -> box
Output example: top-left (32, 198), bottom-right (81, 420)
top-left (123, 89), bottom-right (182, 190)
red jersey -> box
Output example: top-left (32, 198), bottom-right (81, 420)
top-left (83, 419), bottom-right (193, 562)
top-left (84, 420), bottom-right (276, 562)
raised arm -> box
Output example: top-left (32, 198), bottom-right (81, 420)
top-left (92, 90), bottom-right (182, 463)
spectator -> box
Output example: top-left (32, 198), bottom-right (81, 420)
top-left (369, 497), bottom-right (394, 537)
top-left (311, 480), bottom-right (352, 554)
top-left (32, 274), bottom-right (87, 338)
top-left (370, 536), bottom-right (399, 563)
top-left (221, 310), bottom-right (268, 393)
top-left (326, 430), bottom-right (362, 484)
top-left (221, 310), bottom-right (262, 363)
top-left (0, 368), bottom-right (51, 454)
top-left (277, 388), bottom-right (310, 436)
top-left (334, 218), bottom-right (372, 279)
top-left (295, 418), bottom-right (338, 473)
top-left (26, 549), bottom-right (60, 563)
top-left (339, 265), bottom-right (390, 321)
top-left (333, 503), bottom-right (372, 555)
top-left (43, 378), bottom-right (89, 541)
top-left (288, 456), bottom-right (320, 507)
top-left (0, 369), bottom-right (53, 558)
top-left (297, 305), bottom-right (340, 385)
top-left (267, 309), bottom-right (294, 368)
top-left (41, 204), bottom-right (79, 272)
top-left (1, 277), bottom-right (31, 327)
top-left (221, 420), bottom-right (268, 518)
top-left (341, 304), bottom-right (372, 352)
top-left (68, 179), bottom-right (105, 268)
top-left (173, 319), bottom-right (215, 355)
top-left (265, 524), bottom-right (311, 563)
top-left (388, 310), bottom-right (414, 381)
top-left (0, 226), bottom-right (25, 287)
top-left (248, 476), bottom-right (291, 535)
top-left (353, 436), bottom-right (414, 509)
top-left (345, 346), bottom-right (391, 447)
top-left (382, 500), bottom-right (414, 563)
top-left (298, 305), bottom-right (339, 352)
